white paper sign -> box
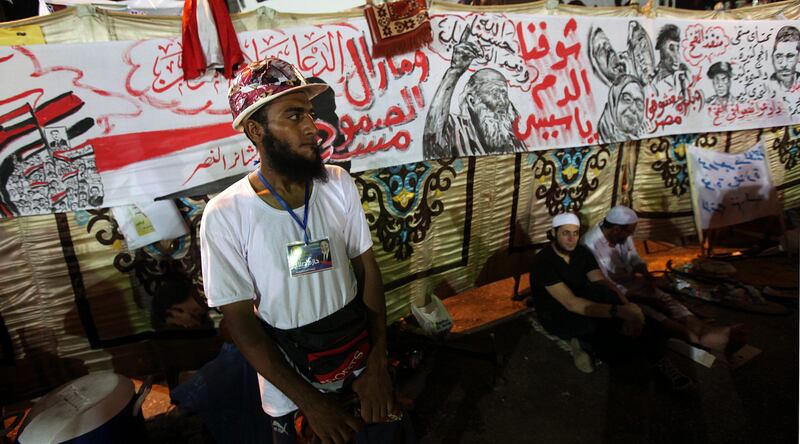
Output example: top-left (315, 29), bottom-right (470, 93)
top-left (111, 200), bottom-right (188, 250)
top-left (687, 142), bottom-right (779, 229)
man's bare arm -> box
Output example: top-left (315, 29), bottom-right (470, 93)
top-left (586, 269), bottom-right (630, 304)
top-left (350, 248), bottom-right (394, 423)
top-left (545, 281), bottom-right (642, 323)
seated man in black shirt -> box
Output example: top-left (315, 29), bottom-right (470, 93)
top-left (530, 213), bottom-right (691, 390)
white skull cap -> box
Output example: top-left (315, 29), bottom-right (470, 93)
top-left (552, 213), bottom-right (580, 229)
top-left (606, 205), bottom-right (638, 225)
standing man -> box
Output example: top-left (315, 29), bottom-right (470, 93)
top-left (581, 206), bottom-right (745, 354)
top-left (530, 213), bottom-right (691, 390)
top-left (200, 58), bottom-right (396, 444)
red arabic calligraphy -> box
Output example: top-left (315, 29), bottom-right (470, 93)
top-left (681, 24), bottom-right (731, 67)
top-left (184, 145), bottom-right (258, 185)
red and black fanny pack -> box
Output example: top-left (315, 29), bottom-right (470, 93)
top-left (262, 300), bottom-right (371, 385)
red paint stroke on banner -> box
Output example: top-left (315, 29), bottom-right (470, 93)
top-left (0, 103), bottom-right (33, 125)
top-left (0, 107), bottom-right (38, 150)
top-left (86, 122), bottom-right (238, 172)
top-left (21, 145), bottom-right (46, 161)
top-left (24, 163), bottom-right (43, 176)
top-left (15, 46), bottom-right (142, 134)
top-left (33, 93), bottom-right (84, 126)
top-left (0, 93), bottom-right (83, 157)
top-left (51, 190), bottom-right (67, 203)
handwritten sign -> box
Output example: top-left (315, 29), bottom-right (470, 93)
top-left (687, 142), bottom-right (779, 229)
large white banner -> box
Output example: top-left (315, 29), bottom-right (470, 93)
top-left (1, 13), bottom-right (799, 217)
top-left (687, 142), bottom-right (779, 229)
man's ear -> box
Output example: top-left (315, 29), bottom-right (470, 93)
top-left (243, 118), bottom-right (266, 143)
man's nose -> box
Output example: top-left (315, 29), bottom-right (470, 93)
top-left (300, 113), bottom-right (317, 136)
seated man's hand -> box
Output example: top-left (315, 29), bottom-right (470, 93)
top-left (634, 263), bottom-right (655, 281)
top-left (303, 393), bottom-right (364, 444)
top-left (352, 357), bottom-right (395, 424)
top-left (619, 303), bottom-right (645, 324)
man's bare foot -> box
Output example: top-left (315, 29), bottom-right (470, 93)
top-left (691, 324), bottom-right (747, 353)
top-left (725, 324), bottom-right (747, 355)
top-left (697, 326), bottom-right (730, 351)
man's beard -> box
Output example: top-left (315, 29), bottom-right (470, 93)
top-left (470, 100), bottom-right (520, 153)
top-left (262, 130), bottom-right (328, 184)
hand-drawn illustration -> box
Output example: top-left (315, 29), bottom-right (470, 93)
top-left (625, 21), bottom-right (657, 85)
top-left (0, 93), bottom-right (104, 217)
top-left (589, 21), bottom-right (655, 142)
top-left (597, 75), bottom-right (646, 141)
top-left (654, 24), bottom-right (691, 98)
top-left (705, 61), bottom-right (733, 109)
top-left (424, 26), bottom-right (527, 159)
top-left (769, 25), bottom-right (800, 93)
top-left (588, 27), bottom-right (626, 87)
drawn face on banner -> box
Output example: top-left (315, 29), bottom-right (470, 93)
top-left (660, 39), bottom-right (680, 72)
top-left (616, 82), bottom-right (645, 135)
top-left (589, 28), bottom-right (625, 86)
top-left (773, 41), bottom-right (799, 85)
top-left (462, 69), bottom-right (518, 153)
top-left (628, 23), bottom-right (656, 82)
top-left (656, 25), bottom-right (682, 75)
top-left (712, 72), bottom-right (732, 98)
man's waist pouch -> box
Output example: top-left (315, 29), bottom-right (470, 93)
top-left (262, 299), bottom-right (371, 385)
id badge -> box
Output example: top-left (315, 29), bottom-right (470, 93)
top-left (287, 238), bottom-right (334, 277)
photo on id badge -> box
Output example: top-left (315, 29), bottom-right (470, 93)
top-left (287, 238), bottom-right (334, 277)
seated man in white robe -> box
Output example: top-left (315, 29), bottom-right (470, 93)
top-left (581, 205), bottom-right (745, 354)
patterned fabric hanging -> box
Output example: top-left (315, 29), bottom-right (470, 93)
top-left (364, 0), bottom-right (433, 58)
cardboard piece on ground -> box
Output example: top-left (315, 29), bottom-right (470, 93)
top-left (726, 344), bottom-right (762, 370)
top-left (667, 339), bottom-right (716, 368)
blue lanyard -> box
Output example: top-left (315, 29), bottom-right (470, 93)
top-left (256, 170), bottom-right (310, 244)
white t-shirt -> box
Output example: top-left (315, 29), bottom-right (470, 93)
top-left (199, 165), bottom-right (373, 416)
top-left (581, 224), bottom-right (646, 295)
